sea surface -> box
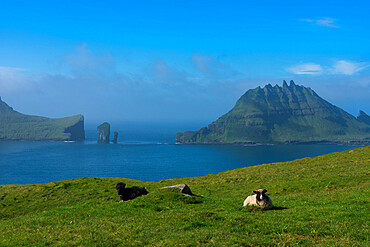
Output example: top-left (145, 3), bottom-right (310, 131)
top-left (0, 124), bottom-right (361, 185)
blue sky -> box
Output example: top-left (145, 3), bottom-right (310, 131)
top-left (0, 0), bottom-right (369, 124)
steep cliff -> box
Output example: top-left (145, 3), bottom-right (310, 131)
top-left (97, 122), bottom-right (110, 144)
top-left (176, 81), bottom-right (370, 144)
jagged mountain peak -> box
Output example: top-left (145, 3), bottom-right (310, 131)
top-left (283, 80), bottom-right (288, 88)
top-left (258, 80), bottom-right (309, 92)
top-left (236, 81), bottom-right (322, 114)
top-left (176, 82), bottom-right (370, 144)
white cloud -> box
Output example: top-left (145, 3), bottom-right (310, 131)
top-left (288, 60), bottom-right (369, 76)
top-left (331, 60), bottom-right (369, 75)
top-left (301, 17), bottom-right (339, 28)
top-left (287, 63), bottom-right (323, 75)
top-left (0, 66), bottom-right (33, 93)
top-left (61, 43), bottom-right (115, 76)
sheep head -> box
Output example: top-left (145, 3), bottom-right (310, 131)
top-left (116, 182), bottom-right (126, 195)
top-left (253, 189), bottom-right (268, 201)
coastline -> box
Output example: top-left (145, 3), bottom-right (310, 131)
top-left (175, 140), bottom-right (370, 146)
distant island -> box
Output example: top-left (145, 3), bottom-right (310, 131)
top-left (0, 96), bottom-right (85, 141)
top-left (176, 80), bottom-right (370, 144)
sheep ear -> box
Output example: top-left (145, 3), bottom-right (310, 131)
top-left (262, 189), bottom-right (267, 193)
top-left (253, 190), bottom-right (258, 194)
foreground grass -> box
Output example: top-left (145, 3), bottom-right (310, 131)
top-left (0, 146), bottom-right (369, 246)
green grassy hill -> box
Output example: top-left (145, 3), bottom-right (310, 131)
top-left (0, 97), bottom-right (85, 141)
top-left (0, 146), bottom-right (369, 246)
top-left (177, 81), bottom-right (370, 144)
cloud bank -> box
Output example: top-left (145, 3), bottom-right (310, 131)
top-left (331, 60), bottom-right (369, 75)
top-left (0, 66), bottom-right (33, 93)
top-left (1, 44), bottom-right (369, 123)
top-left (301, 17), bottom-right (339, 28)
top-left (0, 45), bottom-right (247, 123)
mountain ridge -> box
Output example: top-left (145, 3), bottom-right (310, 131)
top-left (176, 81), bottom-right (370, 144)
top-left (0, 97), bottom-right (85, 141)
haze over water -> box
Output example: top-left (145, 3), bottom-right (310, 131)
top-left (0, 124), bottom-right (360, 185)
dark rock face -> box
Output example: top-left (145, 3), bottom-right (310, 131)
top-left (176, 81), bottom-right (370, 144)
top-left (64, 115), bottom-right (85, 141)
top-left (161, 184), bottom-right (193, 196)
top-left (97, 122), bottom-right (110, 144)
top-left (112, 131), bottom-right (118, 144)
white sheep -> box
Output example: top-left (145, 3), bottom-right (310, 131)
top-left (243, 189), bottom-right (273, 210)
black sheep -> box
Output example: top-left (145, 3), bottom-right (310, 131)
top-left (116, 182), bottom-right (148, 201)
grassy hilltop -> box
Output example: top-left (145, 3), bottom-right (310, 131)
top-left (0, 146), bottom-right (369, 246)
top-left (0, 97), bottom-right (85, 141)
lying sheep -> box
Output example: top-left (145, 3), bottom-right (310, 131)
top-left (243, 189), bottom-right (273, 210)
top-left (116, 182), bottom-right (148, 202)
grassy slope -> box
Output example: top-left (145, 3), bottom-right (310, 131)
top-left (0, 98), bottom-right (84, 141)
top-left (0, 113), bottom-right (83, 141)
top-left (0, 146), bottom-right (369, 246)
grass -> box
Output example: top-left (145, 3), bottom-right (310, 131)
top-left (0, 146), bottom-right (369, 246)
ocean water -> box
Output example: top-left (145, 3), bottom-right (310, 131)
top-left (0, 124), bottom-right (361, 185)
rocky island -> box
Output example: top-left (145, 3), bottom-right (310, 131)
top-left (112, 131), bottom-right (118, 144)
top-left (176, 81), bottom-right (370, 144)
top-left (0, 97), bottom-right (85, 141)
top-left (97, 122), bottom-right (110, 144)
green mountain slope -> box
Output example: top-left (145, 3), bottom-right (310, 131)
top-left (177, 81), bottom-right (370, 144)
top-left (0, 97), bottom-right (85, 141)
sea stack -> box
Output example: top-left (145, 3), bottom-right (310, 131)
top-left (112, 131), bottom-right (118, 144)
top-left (97, 122), bottom-right (110, 144)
